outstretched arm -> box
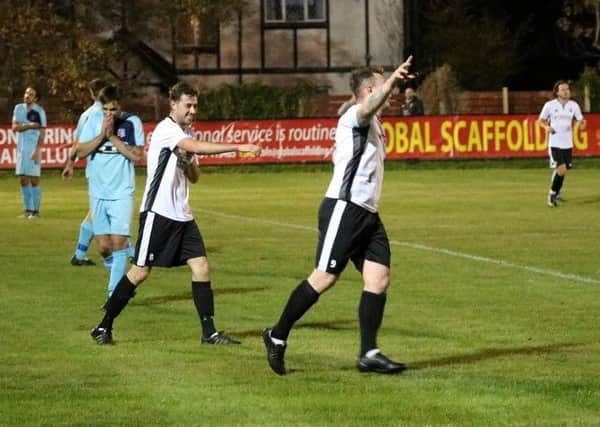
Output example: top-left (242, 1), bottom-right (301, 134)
top-left (177, 138), bottom-right (261, 156)
top-left (356, 56), bottom-right (415, 126)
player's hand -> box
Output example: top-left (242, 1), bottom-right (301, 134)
top-left (238, 144), bottom-right (261, 156)
top-left (62, 165), bottom-right (74, 180)
top-left (103, 116), bottom-right (114, 137)
top-left (31, 148), bottom-right (41, 163)
top-left (393, 56), bottom-right (416, 82)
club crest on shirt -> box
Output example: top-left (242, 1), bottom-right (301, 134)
top-left (117, 128), bottom-right (126, 139)
top-left (27, 110), bottom-right (41, 124)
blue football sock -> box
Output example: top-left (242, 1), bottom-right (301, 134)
top-left (30, 185), bottom-right (41, 212)
top-left (74, 220), bottom-right (94, 260)
top-left (20, 185), bottom-right (33, 212)
top-left (126, 239), bottom-right (135, 259)
top-left (103, 254), bottom-right (113, 272)
top-left (108, 248), bottom-right (129, 296)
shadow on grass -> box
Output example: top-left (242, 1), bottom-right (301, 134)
top-left (572, 196), bottom-right (600, 205)
top-left (131, 286), bottom-right (269, 306)
top-left (234, 319), bottom-right (356, 338)
top-left (409, 341), bottom-right (585, 370)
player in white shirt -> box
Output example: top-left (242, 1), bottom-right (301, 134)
top-left (90, 82), bottom-right (261, 345)
top-left (538, 80), bottom-right (586, 207)
top-left (263, 57), bottom-right (415, 375)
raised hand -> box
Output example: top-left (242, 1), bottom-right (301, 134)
top-left (392, 56), bottom-right (415, 82)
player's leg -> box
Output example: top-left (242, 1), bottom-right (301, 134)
top-left (355, 219), bottom-right (405, 374)
top-left (264, 198), bottom-right (356, 375)
top-left (91, 209), bottom-right (156, 345)
top-left (90, 198), bottom-right (114, 270)
top-left (91, 264), bottom-right (151, 345)
top-left (555, 148), bottom-right (572, 202)
top-left (17, 175), bottom-right (33, 217)
top-left (180, 219), bottom-right (240, 345)
top-left (105, 198), bottom-right (134, 296)
top-left (548, 148), bottom-right (568, 207)
top-left (71, 211), bottom-right (95, 266)
top-left (29, 176), bottom-right (41, 218)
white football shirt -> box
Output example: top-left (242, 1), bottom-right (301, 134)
top-left (539, 99), bottom-right (584, 149)
top-left (140, 116), bottom-right (194, 221)
top-left (324, 104), bottom-right (386, 213)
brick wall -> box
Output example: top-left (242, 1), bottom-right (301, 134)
top-left (1, 90), bottom-right (559, 123)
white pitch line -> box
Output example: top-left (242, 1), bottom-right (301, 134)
top-left (196, 208), bottom-right (600, 285)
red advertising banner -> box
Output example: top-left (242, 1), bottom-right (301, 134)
top-left (0, 115), bottom-right (598, 169)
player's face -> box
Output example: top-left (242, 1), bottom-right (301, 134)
top-left (103, 101), bottom-right (121, 119)
top-left (23, 87), bottom-right (37, 104)
top-left (172, 94), bottom-right (198, 126)
top-left (556, 84), bottom-right (571, 101)
top-left (405, 88), bottom-right (415, 100)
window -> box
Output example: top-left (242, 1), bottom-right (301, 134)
top-left (264, 0), bottom-right (326, 23)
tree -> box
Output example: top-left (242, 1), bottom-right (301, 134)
top-left (0, 1), bottom-right (115, 120)
top-left (422, 0), bottom-right (524, 90)
top-left (0, 0), bottom-right (249, 121)
top-left (556, 0), bottom-right (600, 60)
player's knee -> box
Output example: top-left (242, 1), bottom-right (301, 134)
top-left (308, 270), bottom-right (337, 293)
top-left (128, 267), bottom-right (149, 284)
top-left (97, 242), bottom-right (112, 257)
top-left (189, 257), bottom-right (211, 281)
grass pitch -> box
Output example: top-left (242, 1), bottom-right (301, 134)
top-left (1, 160), bottom-right (599, 426)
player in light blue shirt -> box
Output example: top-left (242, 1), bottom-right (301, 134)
top-left (75, 85), bottom-right (144, 295)
top-left (12, 86), bottom-right (46, 218)
top-left (63, 79), bottom-right (106, 267)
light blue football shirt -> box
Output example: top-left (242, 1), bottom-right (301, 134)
top-left (13, 102), bottom-right (47, 151)
top-left (79, 110), bottom-right (144, 200)
top-left (75, 101), bottom-right (103, 140)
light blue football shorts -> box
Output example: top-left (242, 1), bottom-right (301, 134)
top-left (89, 197), bottom-right (134, 236)
top-left (15, 147), bottom-right (41, 177)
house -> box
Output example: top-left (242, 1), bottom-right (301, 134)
top-left (119, 0), bottom-right (406, 95)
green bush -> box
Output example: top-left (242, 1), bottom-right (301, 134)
top-left (196, 82), bottom-right (319, 120)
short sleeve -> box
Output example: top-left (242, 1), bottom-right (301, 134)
top-left (340, 104), bottom-right (361, 128)
top-left (78, 113), bottom-right (103, 143)
top-left (169, 124), bottom-right (188, 150)
top-left (12, 105), bottom-right (23, 123)
top-left (573, 102), bottom-right (584, 121)
top-left (38, 106), bottom-right (47, 128)
top-left (75, 113), bottom-right (87, 139)
top-left (539, 102), bottom-right (550, 121)
top-left (130, 116), bottom-right (145, 147)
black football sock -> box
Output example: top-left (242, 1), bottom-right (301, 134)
top-left (358, 291), bottom-right (387, 356)
top-left (192, 281), bottom-right (216, 338)
top-left (99, 275), bottom-right (136, 331)
top-left (551, 173), bottom-right (564, 194)
top-left (271, 280), bottom-right (319, 341)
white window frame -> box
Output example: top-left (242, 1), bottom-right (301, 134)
top-left (264, 0), bottom-right (326, 23)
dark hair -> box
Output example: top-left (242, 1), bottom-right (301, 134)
top-left (349, 66), bottom-right (384, 96)
top-left (88, 79), bottom-right (107, 97)
top-left (553, 80), bottom-right (570, 96)
top-left (98, 85), bottom-right (121, 104)
top-left (169, 82), bottom-right (198, 101)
